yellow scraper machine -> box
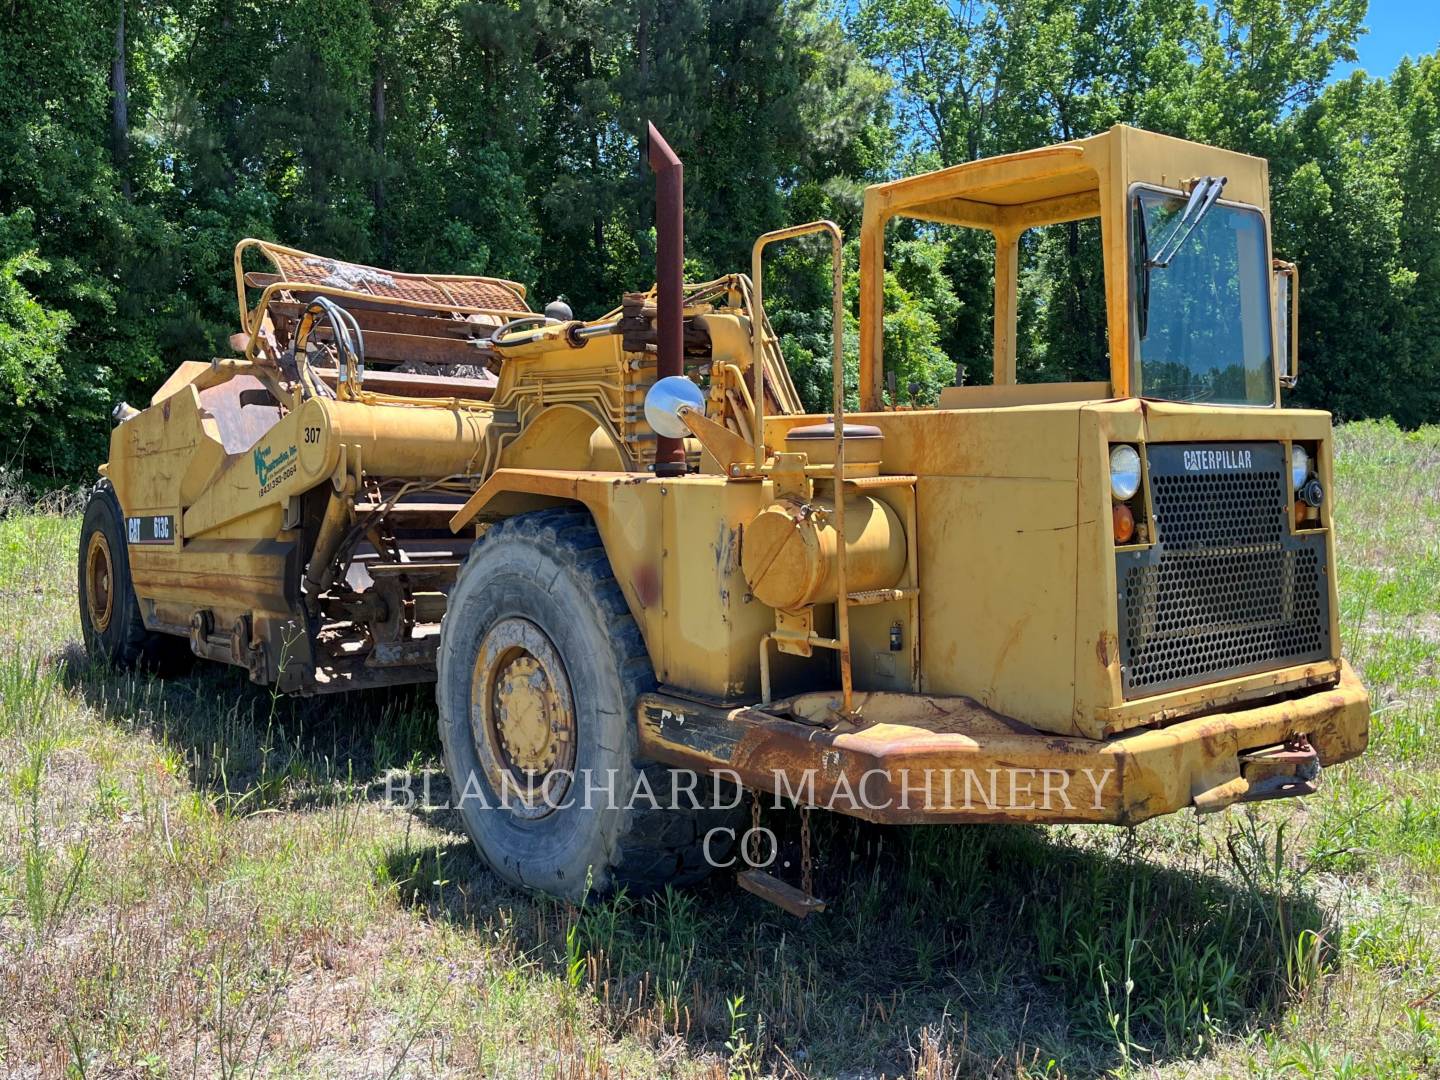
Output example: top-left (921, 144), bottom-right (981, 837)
top-left (82, 124), bottom-right (1368, 909)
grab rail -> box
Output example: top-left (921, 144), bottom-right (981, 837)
top-left (749, 220), bottom-right (853, 712)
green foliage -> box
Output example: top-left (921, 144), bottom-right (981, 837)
top-left (0, 234), bottom-right (73, 411)
top-left (0, 0), bottom-right (1436, 485)
top-left (875, 236), bottom-right (962, 403)
top-left (1273, 57), bottom-right (1440, 424)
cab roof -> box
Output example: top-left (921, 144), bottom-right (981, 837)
top-left (864, 125), bottom-right (1271, 233)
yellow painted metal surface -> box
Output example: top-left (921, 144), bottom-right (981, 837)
top-left (741, 496), bottom-right (905, 610)
top-left (637, 662), bottom-right (1368, 824)
top-left (732, 396), bottom-right (1345, 739)
top-left (451, 469), bottom-right (783, 700)
top-left (101, 122), bottom-right (1368, 822)
top-left (858, 125), bottom-right (1272, 410)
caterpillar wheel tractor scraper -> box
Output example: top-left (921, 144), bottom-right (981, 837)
top-left (82, 123), bottom-right (1369, 910)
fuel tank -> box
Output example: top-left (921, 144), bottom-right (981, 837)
top-left (741, 495), bottom-right (906, 610)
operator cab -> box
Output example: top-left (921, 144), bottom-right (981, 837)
top-left (856, 125), bottom-right (1298, 412)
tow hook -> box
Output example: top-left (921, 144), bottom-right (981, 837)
top-left (1239, 735), bottom-right (1321, 801)
top-left (1194, 735), bottom-right (1321, 813)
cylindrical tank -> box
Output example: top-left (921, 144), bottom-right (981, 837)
top-left (783, 422), bottom-right (885, 465)
top-left (742, 495), bottom-right (905, 610)
top-left (298, 397), bottom-right (493, 480)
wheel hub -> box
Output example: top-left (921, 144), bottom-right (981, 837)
top-left (493, 655), bottom-right (561, 774)
top-left (85, 530), bottom-right (115, 633)
top-left (470, 618), bottom-right (576, 818)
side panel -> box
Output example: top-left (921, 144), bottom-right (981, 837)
top-left (473, 472), bottom-right (781, 702)
top-left (656, 479), bottom-right (776, 698)
top-left (588, 479), bottom-right (666, 679)
top-left (130, 529), bottom-right (296, 634)
top-left (918, 475), bottom-right (1079, 732)
top-left (108, 385), bottom-right (223, 528)
top-left (783, 405), bottom-right (1087, 733)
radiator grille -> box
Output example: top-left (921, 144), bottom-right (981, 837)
top-left (1116, 442), bottom-right (1330, 698)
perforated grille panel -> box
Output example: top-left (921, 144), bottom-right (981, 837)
top-left (1116, 442), bottom-right (1330, 698)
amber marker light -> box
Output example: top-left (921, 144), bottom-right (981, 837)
top-left (1113, 502), bottom-right (1136, 544)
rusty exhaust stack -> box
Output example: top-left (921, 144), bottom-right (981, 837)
top-left (646, 122), bottom-right (687, 477)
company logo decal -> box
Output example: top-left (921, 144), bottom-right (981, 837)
top-left (253, 442), bottom-right (298, 496)
top-left (125, 514), bottom-right (174, 545)
top-left (1182, 448), bottom-right (1253, 472)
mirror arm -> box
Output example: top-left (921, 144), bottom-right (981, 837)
top-left (1274, 259), bottom-right (1300, 389)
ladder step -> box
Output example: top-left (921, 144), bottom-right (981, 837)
top-left (736, 869), bottom-right (826, 918)
top-left (847, 587), bottom-right (919, 606)
top-left (843, 473), bottom-right (917, 489)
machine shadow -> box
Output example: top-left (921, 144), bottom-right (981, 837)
top-left (61, 642), bottom-right (441, 809)
top-left (62, 645), bottom-right (1333, 1075)
top-left (379, 800), bottom-right (1334, 1076)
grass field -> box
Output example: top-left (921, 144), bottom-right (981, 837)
top-left (2, 419), bottom-right (1438, 1079)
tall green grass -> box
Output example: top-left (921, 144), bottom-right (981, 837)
top-left (2, 424), bottom-right (1439, 1078)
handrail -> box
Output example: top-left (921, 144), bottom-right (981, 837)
top-left (749, 220), bottom-right (853, 712)
top-left (233, 237), bottom-right (532, 332)
top-left (238, 279), bottom-right (533, 363)
top-left (749, 221), bottom-right (843, 463)
top-left (1273, 259), bottom-right (1300, 388)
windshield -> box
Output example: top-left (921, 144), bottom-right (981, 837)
top-left (1132, 188), bottom-right (1275, 407)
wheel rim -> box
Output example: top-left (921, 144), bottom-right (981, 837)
top-left (469, 617), bottom-right (577, 820)
top-left (84, 530), bottom-right (116, 633)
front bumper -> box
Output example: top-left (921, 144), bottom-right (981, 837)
top-left (638, 661), bottom-right (1369, 824)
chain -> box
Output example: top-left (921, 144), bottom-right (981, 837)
top-left (747, 792), bottom-right (816, 899)
top-left (800, 804), bottom-right (814, 896)
top-left (747, 792), bottom-right (761, 866)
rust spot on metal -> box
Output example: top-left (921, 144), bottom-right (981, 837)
top-left (990, 614), bottom-right (1031, 688)
top-left (636, 668), bottom-right (1368, 826)
top-left (634, 564), bottom-right (660, 609)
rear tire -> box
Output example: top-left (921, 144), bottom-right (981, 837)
top-left (77, 481), bottom-right (189, 671)
top-left (436, 508), bottom-right (742, 900)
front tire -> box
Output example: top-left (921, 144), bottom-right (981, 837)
top-left (77, 481), bottom-right (188, 671)
top-left (436, 508), bottom-right (741, 900)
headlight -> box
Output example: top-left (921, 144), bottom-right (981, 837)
top-left (1290, 444), bottom-right (1310, 490)
top-left (1109, 445), bottom-right (1142, 502)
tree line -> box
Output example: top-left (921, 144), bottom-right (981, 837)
top-left (1, 0), bottom-right (1436, 486)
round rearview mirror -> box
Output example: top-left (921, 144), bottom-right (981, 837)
top-left (643, 376), bottom-right (705, 440)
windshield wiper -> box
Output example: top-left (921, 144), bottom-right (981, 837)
top-left (1147, 175), bottom-right (1227, 269)
top-left (1137, 175), bottom-right (1227, 341)
top-left (1136, 199), bottom-right (1151, 339)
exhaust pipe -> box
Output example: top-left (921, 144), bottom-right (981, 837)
top-left (646, 122), bottom-right (687, 477)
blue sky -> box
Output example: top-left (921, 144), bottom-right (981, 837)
top-left (1333, 1), bottom-right (1440, 80)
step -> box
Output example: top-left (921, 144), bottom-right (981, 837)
top-left (352, 501), bottom-right (469, 530)
top-left (843, 473), bottom-right (918, 490)
top-left (847, 587), bottom-right (919, 606)
top-left (736, 869), bottom-right (826, 918)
